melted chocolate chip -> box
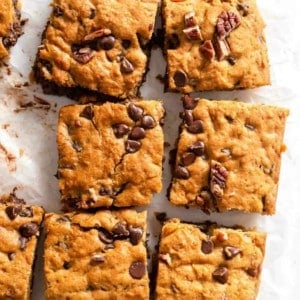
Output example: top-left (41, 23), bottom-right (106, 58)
top-left (187, 120), bottom-right (204, 134)
top-left (223, 246), bottom-right (241, 259)
top-left (120, 57), bottom-right (134, 73)
top-left (166, 34), bottom-right (180, 49)
top-left (174, 165), bottom-right (190, 179)
top-left (5, 204), bottom-right (22, 220)
top-left (127, 103), bottom-right (144, 121)
top-left (182, 95), bottom-right (197, 110)
top-left (182, 152), bottom-right (196, 166)
top-left (129, 226), bottom-right (143, 245)
top-left (112, 221), bottom-right (130, 238)
top-left (80, 105), bottom-right (94, 120)
top-left (189, 141), bottom-right (205, 156)
top-left (126, 140), bottom-right (141, 153)
top-left (141, 115), bottom-right (156, 129)
top-left (122, 39), bottom-right (131, 49)
top-left (246, 267), bottom-right (259, 277)
top-left (98, 35), bottom-right (115, 50)
top-left (98, 228), bottom-right (114, 244)
top-left (212, 267), bottom-right (228, 284)
top-left (63, 261), bottom-right (71, 269)
top-left (129, 261), bottom-right (146, 279)
top-left (201, 240), bottom-right (214, 254)
top-left (181, 110), bottom-right (193, 125)
top-left (19, 222), bottom-right (39, 238)
top-left (113, 123), bottom-right (130, 138)
top-left (173, 70), bottom-right (187, 87)
top-left (129, 127), bottom-right (145, 140)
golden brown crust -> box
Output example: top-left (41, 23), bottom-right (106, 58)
top-left (35, 0), bottom-right (159, 99)
top-left (44, 210), bottom-right (149, 300)
top-left (156, 219), bottom-right (266, 300)
top-left (57, 101), bottom-right (165, 210)
top-left (170, 98), bottom-right (289, 214)
top-left (0, 195), bottom-right (44, 300)
top-left (163, 0), bottom-right (270, 92)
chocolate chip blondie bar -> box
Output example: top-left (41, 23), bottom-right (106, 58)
top-left (0, 193), bottom-right (44, 299)
top-left (162, 0), bottom-right (270, 92)
top-left (156, 219), bottom-right (266, 300)
top-left (57, 101), bottom-right (165, 210)
top-left (169, 96), bottom-right (289, 214)
top-left (44, 209), bottom-right (149, 299)
top-left (0, 0), bottom-right (23, 60)
top-left (34, 0), bottom-right (159, 101)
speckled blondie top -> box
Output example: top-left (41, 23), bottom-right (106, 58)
top-left (35, 0), bottom-right (159, 99)
top-left (163, 0), bottom-right (270, 92)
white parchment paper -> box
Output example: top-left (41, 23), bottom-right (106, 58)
top-left (1, 0), bottom-right (300, 299)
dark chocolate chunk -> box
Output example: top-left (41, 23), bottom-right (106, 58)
top-left (200, 40), bottom-right (215, 60)
top-left (227, 55), bottom-right (236, 65)
top-left (98, 35), bottom-right (115, 50)
top-left (90, 254), bottom-right (105, 263)
top-left (141, 115), bottom-right (156, 129)
top-left (72, 46), bottom-right (95, 64)
top-left (19, 236), bottom-right (28, 250)
top-left (212, 267), bottom-right (229, 284)
top-left (53, 6), bottom-right (63, 17)
top-left (187, 120), bottom-right (204, 134)
top-left (210, 161), bottom-right (228, 200)
top-left (237, 3), bottom-right (250, 16)
top-left (63, 261), bottom-right (71, 269)
top-left (183, 25), bottom-right (202, 40)
top-left (201, 240), bottom-right (214, 254)
top-left (80, 105), bottom-right (94, 120)
top-left (173, 70), bottom-right (187, 87)
top-left (246, 267), bottom-right (259, 277)
top-left (19, 222), bottom-right (39, 238)
top-left (129, 261), bottom-right (146, 279)
top-left (223, 246), bottom-right (241, 259)
top-left (8, 252), bottom-right (16, 261)
top-left (129, 226), bottom-right (143, 245)
top-left (216, 11), bottom-right (241, 40)
top-left (129, 127), bottom-right (145, 140)
top-left (113, 123), bottom-right (130, 138)
top-left (98, 228), bottom-right (114, 244)
top-left (112, 221), bottom-right (130, 238)
top-left (182, 95), bottom-right (197, 110)
top-left (189, 141), bottom-right (205, 156)
top-left (184, 11), bottom-right (197, 27)
top-left (89, 9), bottom-right (96, 19)
top-left (166, 33), bottom-right (180, 49)
top-left (174, 165), bottom-right (190, 179)
top-left (182, 152), bottom-right (196, 166)
top-left (120, 57), bottom-right (134, 73)
top-left (155, 212), bottom-right (167, 222)
top-left (122, 39), bottom-right (131, 49)
top-left (5, 204), bottom-right (22, 220)
top-left (127, 103), bottom-right (143, 121)
top-left (126, 140), bottom-right (141, 153)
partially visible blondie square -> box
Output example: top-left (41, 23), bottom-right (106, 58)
top-left (57, 100), bottom-right (165, 210)
top-left (0, 193), bottom-right (44, 300)
top-left (0, 0), bottom-right (23, 60)
top-left (34, 0), bottom-right (159, 101)
top-left (169, 97), bottom-right (289, 214)
top-left (156, 219), bottom-right (266, 300)
top-left (44, 209), bottom-right (149, 299)
top-left (162, 0), bottom-right (270, 92)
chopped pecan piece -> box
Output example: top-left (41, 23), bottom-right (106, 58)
top-left (200, 40), bottom-right (215, 60)
top-left (183, 25), bottom-right (202, 41)
top-left (72, 46), bottom-right (95, 64)
top-left (216, 11), bottom-right (241, 39)
top-left (83, 28), bottom-right (112, 42)
top-left (184, 11), bottom-right (197, 27)
top-left (213, 36), bottom-right (230, 61)
top-left (210, 160), bottom-right (228, 200)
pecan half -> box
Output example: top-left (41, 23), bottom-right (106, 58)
top-left (210, 160), bottom-right (228, 200)
top-left (72, 46), bottom-right (95, 64)
top-left (216, 11), bottom-right (241, 40)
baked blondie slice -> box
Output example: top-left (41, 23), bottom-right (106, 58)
top-left (156, 219), bottom-right (266, 300)
top-left (162, 0), bottom-right (270, 92)
top-left (44, 209), bottom-right (149, 299)
top-left (57, 100), bottom-right (165, 210)
top-left (0, 193), bottom-right (44, 299)
top-left (169, 96), bottom-right (289, 214)
top-left (0, 0), bottom-right (23, 60)
top-left (34, 0), bottom-right (159, 101)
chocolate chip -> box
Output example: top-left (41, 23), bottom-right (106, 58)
top-left (182, 152), bottom-right (196, 166)
top-left (237, 3), bottom-right (250, 16)
top-left (141, 115), bottom-right (156, 129)
top-left (184, 11), bottom-right (197, 27)
top-left (129, 261), bottom-right (146, 279)
top-left (173, 70), bottom-right (187, 87)
top-left (89, 9), bottom-right (96, 19)
top-left (98, 228), bottom-right (114, 244)
top-left (98, 35), bottom-right (115, 50)
top-left (180, 110), bottom-right (193, 125)
top-left (201, 240), bottom-right (214, 254)
top-left (212, 267), bottom-right (228, 284)
top-left (223, 246), bottom-right (241, 259)
top-left (80, 105), bottom-right (94, 120)
top-left (129, 226), bottom-right (143, 245)
top-left (72, 46), bottom-right (95, 64)
top-left (166, 34), bottom-right (180, 49)
top-left (189, 141), bottom-right (205, 156)
top-left (90, 254), bottom-right (105, 264)
top-left (53, 6), bottom-right (63, 17)
top-left (155, 212), bottom-right (167, 222)
top-left (187, 120), bottom-right (204, 134)
top-left (127, 103), bottom-right (144, 121)
top-left (200, 40), bottom-right (216, 60)
top-left (183, 25), bottom-right (202, 40)
top-left (174, 165), bottom-right (190, 179)
top-left (122, 39), bottom-right (131, 49)
top-left (246, 267), bottom-right (259, 277)
top-left (126, 140), bottom-right (141, 153)
top-left (227, 55), bottom-right (236, 65)
top-left (129, 127), bottom-right (145, 140)
top-left (19, 236), bottom-right (28, 250)
top-left (19, 222), bottom-right (39, 238)
top-left (182, 95), bottom-right (197, 110)
top-left (113, 123), bottom-right (130, 138)
top-left (8, 253), bottom-right (16, 261)
top-left (112, 221), bottom-right (130, 239)
top-left (63, 261), bottom-right (71, 269)
top-left (5, 204), bottom-right (22, 220)
top-left (120, 57), bottom-right (134, 73)
top-left (72, 141), bottom-right (83, 152)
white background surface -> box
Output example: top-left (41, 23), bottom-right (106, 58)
top-left (0, 0), bottom-right (300, 299)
